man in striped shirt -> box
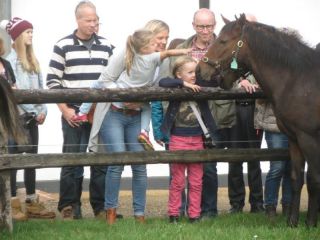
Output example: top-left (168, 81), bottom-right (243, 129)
top-left (46, 1), bottom-right (114, 220)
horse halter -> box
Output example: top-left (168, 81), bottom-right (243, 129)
top-left (201, 25), bottom-right (245, 73)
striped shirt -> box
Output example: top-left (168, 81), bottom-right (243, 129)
top-left (46, 30), bottom-right (114, 90)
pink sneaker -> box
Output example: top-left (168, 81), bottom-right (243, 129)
top-left (138, 132), bottom-right (154, 151)
top-left (73, 114), bottom-right (88, 122)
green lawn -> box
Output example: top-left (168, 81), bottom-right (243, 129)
top-left (1, 213), bottom-right (320, 240)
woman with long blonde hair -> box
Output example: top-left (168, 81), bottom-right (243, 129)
top-left (1, 17), bottom-right (55, 221)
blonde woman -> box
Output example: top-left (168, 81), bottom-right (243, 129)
top-left (1, 17), bottom-right (55, 220)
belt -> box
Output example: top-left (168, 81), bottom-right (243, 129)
top-left (236, 101), bottom-right (255, 106)
top-left (110, 104), bottom-right (141, 116)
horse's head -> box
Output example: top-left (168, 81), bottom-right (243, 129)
top-left (196, 14), bottom-right (249, 89)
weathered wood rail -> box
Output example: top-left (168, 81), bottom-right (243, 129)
top-left (1, 87), bottom-right (281, 232)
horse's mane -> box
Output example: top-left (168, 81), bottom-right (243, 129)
top-left (243, 22), bottom-right (320, 73)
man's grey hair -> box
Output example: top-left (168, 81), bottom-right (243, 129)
top-left (75, 1), bottom-right (96, 17)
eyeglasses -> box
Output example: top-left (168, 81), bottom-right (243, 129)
top-left (195, 25), bottom-right (214, 31)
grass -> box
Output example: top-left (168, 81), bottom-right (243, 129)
top-left (1, 213), bottom-right (320, 240)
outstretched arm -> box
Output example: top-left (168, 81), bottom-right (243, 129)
top-left (159, 48), bottom-right (192, 61)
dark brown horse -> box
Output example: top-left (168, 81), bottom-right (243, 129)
top-left (196, 14), bottom-right (320, 227)
top-left (0, 76), bottom-right (24, 145)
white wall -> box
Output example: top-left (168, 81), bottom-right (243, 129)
top-left (10, 0), bottom-right (320, 180)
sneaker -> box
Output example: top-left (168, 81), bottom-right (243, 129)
top-left (26, 197), bottom-right (56, 219)
top-left (73, 114), bottom-right (88, 122)
top-left (138, 132), bottom-right (154, 151)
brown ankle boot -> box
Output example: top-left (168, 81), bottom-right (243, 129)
top-left (134, 215), bottom-right (145, 224)
top-left (26, 195), bottom-right (56, 219)
top-left (11, 197), bottom-right (28, 221)
top-left (106, 208), bottom-right (117, 225)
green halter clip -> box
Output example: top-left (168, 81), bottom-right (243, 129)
top-left (230, 58), bottom-right (238, 70)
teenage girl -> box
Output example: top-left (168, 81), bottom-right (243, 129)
top-left (75, 29), bottom-right (191, 151)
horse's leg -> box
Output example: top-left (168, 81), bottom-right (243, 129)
top-left (287, 140), bottom-right (304, 227)
top-left (306, 168), bottom-right (319, 227)
top-left (298, 135), bottom-right (320, 227)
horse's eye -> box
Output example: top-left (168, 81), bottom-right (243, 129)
top-left (219, 39), bottom-right (227, 44)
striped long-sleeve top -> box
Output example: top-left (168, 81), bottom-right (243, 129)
top-left (46, 30), bottom-right (114, 107)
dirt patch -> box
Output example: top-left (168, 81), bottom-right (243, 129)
top-left (16, 186), bottom-right (309, 219)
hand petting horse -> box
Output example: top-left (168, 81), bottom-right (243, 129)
top-left (196, 13), bottom-right (320, 228)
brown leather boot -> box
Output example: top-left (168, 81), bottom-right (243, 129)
top-left (106, 208), bottom-right (117, 225)
top-left (11, 197), bottom-right (28, 221)
top-left (134, 215), bottom-right (145, 224)
top-left (26, 195), bottom-right (56, 219)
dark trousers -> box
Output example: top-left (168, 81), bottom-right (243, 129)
top-left (9, 122), bottom-right (38, 197)
top-left (228, 103), bottom-right (263, 208)
top-left (201, 127), bottom-right (235, 216)
top-left (58, 117), bottom-right (106, 215)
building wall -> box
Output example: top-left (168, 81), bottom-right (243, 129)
top-left (7, 0), bottom-right (320, 180)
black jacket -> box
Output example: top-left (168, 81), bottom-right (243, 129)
top-left (159, 77), bottom-right (218, 139)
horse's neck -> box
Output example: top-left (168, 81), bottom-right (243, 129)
top-left (249, 60), bottom-right (287, 103)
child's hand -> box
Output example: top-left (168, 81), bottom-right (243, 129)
top-left (183, 82), bottom-right (201, 92)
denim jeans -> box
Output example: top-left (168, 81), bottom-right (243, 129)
top-left (100, 110), bottom-right (147, 216)
top-left (264, 131), bottom-right (291, 206)
top-left (58, 117), bottom-right (107, 215)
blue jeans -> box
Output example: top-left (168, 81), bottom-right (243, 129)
top-left (100, 109), bottom-right (147, 216)
top-left (264, 131), bottom-right (292, 206)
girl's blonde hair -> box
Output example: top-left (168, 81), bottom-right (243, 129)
top-left (144, 19), bottom-right (169, 35)
top-left (13, 31), bottom-right (40, 73)
top-left (125, 29), bottom-right (154, 75)
top-left (172, 56), bottom-right (197, 78)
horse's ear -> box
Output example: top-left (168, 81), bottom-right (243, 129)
top-left (238, 13), bottom-right (247, 26)
top-left (221, 14), bottom-right (230, 24)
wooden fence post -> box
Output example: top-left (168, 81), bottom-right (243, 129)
top-left (0, 138), bottom-right (12, 232)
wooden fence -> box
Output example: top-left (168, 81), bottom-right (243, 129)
top-left (0, 87), bottom-right (289, 232)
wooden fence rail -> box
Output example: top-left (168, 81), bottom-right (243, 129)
top-left (1, 88), bottom-right (273, 232)
top-left (0, 148), bottom-right (289, 170)
top-left (14, 87), bottom-right (266, 104)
